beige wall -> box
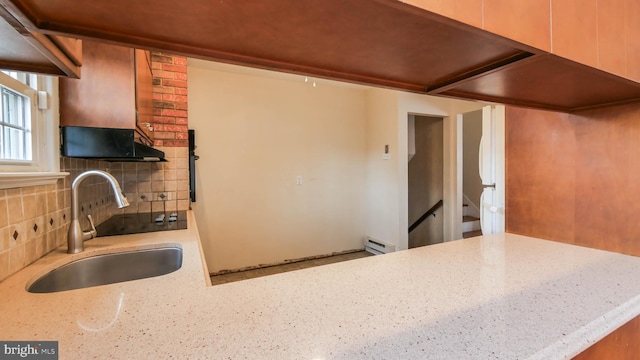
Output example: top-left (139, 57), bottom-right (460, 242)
top-left (462, 110), bottom-right (483, 209)
top-left (188, 60), bottom-right (368, 272)
top-left (363, 88), bottom-right (401, 250)
top-left (188, 60), bottom-right (485, 271)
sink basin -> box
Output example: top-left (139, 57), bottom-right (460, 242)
top-left (28, 247), bottom-right (183, 293)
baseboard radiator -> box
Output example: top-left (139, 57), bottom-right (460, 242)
top-left (364, 236), bottom-right (395, 255)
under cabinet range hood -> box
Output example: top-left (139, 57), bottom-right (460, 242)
top-left (61, 126), bottom-right (166, 162)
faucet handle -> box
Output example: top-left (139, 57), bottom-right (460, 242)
top-left (87, 214), bottom-right (97, 239)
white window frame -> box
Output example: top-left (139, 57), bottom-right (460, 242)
top-left (0, 72), bottom-right (68, 189)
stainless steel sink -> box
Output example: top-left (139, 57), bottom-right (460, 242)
top-left (28, 247), bottom-right (183, 293)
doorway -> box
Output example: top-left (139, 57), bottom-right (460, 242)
top-left (408, 114), bottom-right (444, 248)
top-left (461, 110), bottom-right (483, 238)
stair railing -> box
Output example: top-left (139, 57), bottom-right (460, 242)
top-left (408, 199), bottom-right (443, 233)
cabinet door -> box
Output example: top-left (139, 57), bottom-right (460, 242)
top-left (134, 49), bottom-right (153, 145)
top-left (60, 41), bottom-right (136, 128)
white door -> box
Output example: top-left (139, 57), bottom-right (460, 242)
top-left (478, 105), bottom-right (506, 235)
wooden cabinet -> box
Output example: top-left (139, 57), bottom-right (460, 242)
top-left (60, 41), bottom-right (154, 145)
top-left (0, 6), bottom-right (81, 77)
top-left (551, 0), bottom-right (598, 69)
top-left (483, 0), bottom-right (551, 52)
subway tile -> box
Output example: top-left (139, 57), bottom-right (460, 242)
top-left (151, 201), bottom-right (166, 213)
top-left (177, 200), bottom-right (190, 211)
top-left (176, 147), bottom-right (189, 158)
top-left (6, 188), bottom-right (21, 197)
top-left (36, 234), bottom-right (47, 259)
top-left (122, 163), bottom-right (137, 171)
top-left (8, 244), bottom-right (25, 274)
top-left (176, 157), bottom-right (189, 169)
top-left (164, 170), bottom-right (177, 181)
top-left (57, 190), bottom-right (65, 209)
top-left (124, 181), bottom-right (137, 194)
top-left (151, 170), bottom-right (165, 181)
top-left (47, 190), bottom-right (57, 214)
top-left (29, 216), bottom-right (45, 242)
top-left (7, 196), bottom-right (23, 224)
top-left (176, 170), bottom-right (189, 180)
top-left (177, 191), bottom-right (190, 200)
top-left (0, 199), bottom-right (7, 229)
top-left (137, 170), bottom-right (152, 181)
top-left (150, 162), bottom-right (163, 172)
top-left (48, 229), bottom-right (57, 252)
top-left (3, 153), bottom-right (191, 276)
top-left (58, 226), bottom-right (67, 248)
top-left (154, 192), bottom-right (169, 201)
top-left (138, 202), bottom-right (151, 213)
top-left (163, 147), bottom-right (177, 158)
top-left (136, 163), bottom-right (151, 172)
top-left (164, 181), bottom-right (177, 192)
top-left (9, 222), bottom-right (26, 245)
top-left (22, 195), bottom-right (37, 220)
top-left (165, 200), bottom-right (177, 212)
top-left (0, 227), bottom-right (8, 252)
top-left (177, 180), bottom-right (189, 191)
top-left (152, 181), bottom-right (165, 192)
top-left (46, 213), bottom-right (56, 233)
top-left (35, 193), bottom-right (47, 216)
top-left (24, 238), bottom-right (37, 266)
top-left (0, 250), bottom-right (8, 281)
top-left (138, 181), bottom-right (151, 192)
top-left (124, 171), bottom-right (138, 182)
top-left (124, 203), bottom-right (139, 214)
top-left (64, 190), bottom-right (71, 210)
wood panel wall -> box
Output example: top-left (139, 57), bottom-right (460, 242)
top-left (573, 315), bottom-right (640, 359)
top-left (506, 102), bottom-right (640, 358)
top-left (404, 0), bottom-right (640, 82)
top-left (506, 101), bottom-right (640, 256)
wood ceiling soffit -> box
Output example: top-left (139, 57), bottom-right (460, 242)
top-left (437, 54), bottom-right (640, 112)
top-left (4, 0), bottom-right (640, 111)
top-left (1, 0), bottom-right (537, 93)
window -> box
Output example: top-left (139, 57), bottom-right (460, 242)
top-left (0, 71), bottom-right (66, 189)
top-left (1, 75), bottom-right (33, 161)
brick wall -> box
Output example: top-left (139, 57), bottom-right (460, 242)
top-left (151, 53), bottom-right (189, 147)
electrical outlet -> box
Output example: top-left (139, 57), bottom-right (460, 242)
top-left (296, 176), bottom-right (303, 185)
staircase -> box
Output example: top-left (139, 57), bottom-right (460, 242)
top-left (462, 203), bottom-right (482, 238)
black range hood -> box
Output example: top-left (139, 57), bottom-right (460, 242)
top-left (61, 126), bottom-right (166, 162)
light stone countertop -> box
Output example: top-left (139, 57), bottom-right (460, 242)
top-left (1, 211), bottom-right (640, 359)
